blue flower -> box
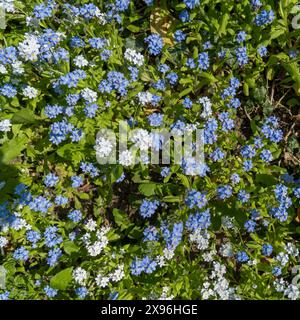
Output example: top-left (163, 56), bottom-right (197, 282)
top-left (158, 64), bottom-right (170, 73)
top-left (76, 287), bottom-right (88, 299)
top-left (183, 97), bottom-right (193, 109)
top-left (243, 160), bottom-right (253, 172)
top-left (55, 195), bottom-right (68, 206)
top-left (272, 266), bottom-right (282, 277)
top-left (148, 113), bottom-right (163, 127)
top-left (0, 46), bottom-right (17, 64)
top-left (174, 30), bottom-right (186, 42)
top-left (26, 230), bottom-right (41, 248)
top-left (115, 0), bottom-right (131, 12)
top-left (262, 244), bottom-right (273, 256)
top-left (84, 104), bottom-right (98, 118)
top-left (161, 167), bottom-right (170, 177)
top-left (166, 72), bottom-right (178, 85)
top-left (294, 187), bottom-right (300, 198)
top-left (186, 209), bottom-right (211, 231)
top-left (236, 31), bottom-right (247, 43)
top-left (235, 46), bottom-right (248, 66)
top-left (179, 10), bottom-right (190, 22)
top-left (260, 149), bottom-right (273, 162)
top-left (44, 173), bottom-right (59, 187)
top-left (98, 71), bottom-right (129, 96)
top-left (46, 247), bottom-right (62, 266)
top-left (144, 34), bottom-right (163, 56)
top-left (143, 226), bottom-right (159, 242)
top-left (185, 190), bottom-right (208, 209)
top-left (29, 196), bottom-right (52, 214)
top-left (236, 251), bottom-right (249, 263)
top-left (258, 46), bottom-right (268, 57)
top-left (217, 185), bottom-right (232, 200)
top-left (231, 173), bottom-right (240, 185)
top-left (44, 226), bottom-right (63, 248)
top-left (238, 190), bottom-right (250, 203)
top-left (13, 246), bottom-right (29, 261)
top-left (183, 0), bottom-right (200, 9)
top-left (71, 175), bottom-right (84, 188)
top-left (198, 52), bottom-right (209, 70)
top-left (0, 84), bottom-right (17, 98)
top-left (255, 10), bottom-right (275, 26)
top-left (68, 210), bottom-right (83, 223)
top-left (244, 220), bottom-right (256, 233)
top-left (80, 162), bottom-right (99, 177)
top-left (130, 256), bottom-right (157, 275)
top-left (140, 200), bottom-right (160, 218)
top-left (210, 148), bottom-right (225, 162)
top-left (218, 112), bottom-right (235, 132)
top-left (44, 285), bottom-right (58, 298)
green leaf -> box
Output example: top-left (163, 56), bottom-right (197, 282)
top-left (163, 195), bottom-right (181, 202)
top-left (11, 109), bottom-right (36, 125)
top-left (63, 241), bottom-right (79, 255)
top-left (218, 13), bottom-right (229, 36)
top-left (111, 165), bottom-right (123, 183)
top-left (0, 136), bottom-right (28, 164)
top-left (112, 208), bottom-right (132, 230)
top-left (139, 183), bottom-right (157, 196)
top-left (255, 174), bottom-right (277, 186)
top-left (127, 25), bottom-right (140, 32)
top-left (50, 267), bottom-right (73, 290)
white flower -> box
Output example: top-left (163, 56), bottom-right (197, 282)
top-left (95, 275), bottom-right (110, 288)
top-left (159, 287), bottom-right (174, 300)
top-left (0, 0), bottom-right (15, 12)
top-left (137, 91), bottom-right (153, 105)
top-left (18, 34), bottom-right (40, 61)
top-left (155, 255), bottom-right (166, 267)
top-left (94, 10), bottom-right (107, 25)
top-left (94, 137), bottom-right (113, 158)
top-left (74, 55), bottom-right (89, 68)
top-left (130, 129), bottom-right (151, 151)
top-left (276, 252), bottom-right (289, 266)
top-left (284, 284), bottom-right (299, 300)
top-left (163, 248), bottom-right (174, 260)
top-left (189, 230), bottom-right (210, 250)
top-left (203, 250), bottom-right (216, 262)
top-left (0, 236), bottom-right (8, 248)
top-left (285, 243), bottom-right (299, 257)
top-left (198, 96), bottom-right (212, 118)
top-left (119, 150), bottom-right (134, 166)
top-left (274, 278), bottom-right (287, 292)
top-left (87, 240), bottom-right (107, 256)
top-left (11, 217), bottom-right (30, 231)
top-left (219, 243), bottom-right (234, 258)
top-left (0, 119), bottom-right (11, 132)
top-left (85, 219), bottom-right (97, 231)
top-left (12, 61), bottom-right (24, 75)
top-left (124, 48), bottom-right (144, 66)
top-left (247, 259), bottom-right (258, 266)
top-left (22, 86), bottom-right (38, 99)
top-left (73, 267), bottom-right (88, 285)
top-left (110, 265), bottom-right (125, 282)
top-left (221, 216), bottom-right (235, 229)
top-left (0, 65), bottom-right (7, 74)
top-left (81, 88), bottom-right (97, 103)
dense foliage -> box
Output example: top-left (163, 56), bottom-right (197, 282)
top-left (0, 0), bottom-right (299, 300)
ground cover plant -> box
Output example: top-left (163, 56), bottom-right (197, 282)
top-left (0, 0), bottom-right (299, 300)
